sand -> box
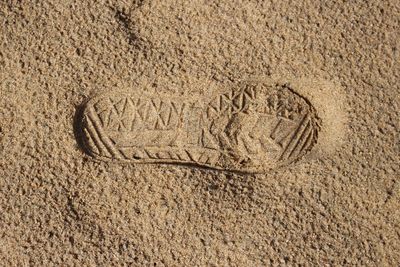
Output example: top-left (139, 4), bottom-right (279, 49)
top-left (0, 0), bottom-right (399, 266)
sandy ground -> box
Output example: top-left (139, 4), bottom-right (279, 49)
top-left (0, 0), bottom-right (399, 266)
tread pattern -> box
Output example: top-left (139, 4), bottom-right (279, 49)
top-left (80, 84), bottom-right (320, 172)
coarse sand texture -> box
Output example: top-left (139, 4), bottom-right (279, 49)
top-left (0, 0), bottom-right (399, 266)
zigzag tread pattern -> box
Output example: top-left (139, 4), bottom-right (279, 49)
top-left (93, 95), bottom-right (187, 131)
top-left (80, 85), bottom-right (320, 172)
